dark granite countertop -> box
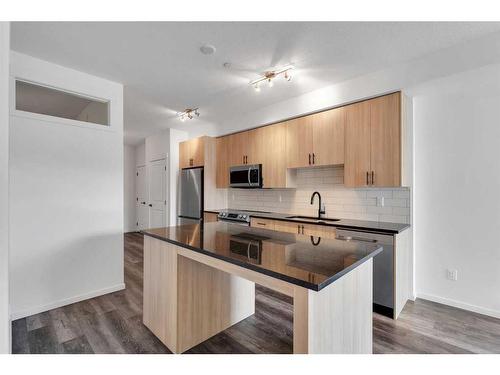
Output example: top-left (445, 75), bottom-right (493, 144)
top-left (142, 222), bottom-right (382, 291)
top-left (204, 209), bottom-right (410, 234)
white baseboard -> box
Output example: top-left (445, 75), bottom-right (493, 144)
top-left (417, 292), bottom-right (500, 319)
top-left (10, 283), bottom-right (126, 320)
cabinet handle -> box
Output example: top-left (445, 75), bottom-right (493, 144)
top-left (312, 153), bottom-right (315, 164)
top-left (308, 153), bottom-right (311, 165)
top-left (371, 171), bottom-right (374, 185)
top-left (301, 225), bottom-right (305, 234)
top-left (366, 171), bottom-right (369, 185)
top-left (297, 225), bottom-right (300, 234)
top-left (256, 222), bottom-right (266, 226)
top-left (246, 155), bottom-right (248, 164)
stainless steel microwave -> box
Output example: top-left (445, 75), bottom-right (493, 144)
top-left (229, 164), bottom-right (262, 188)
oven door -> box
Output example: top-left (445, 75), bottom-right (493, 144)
top-left (229, 164), bottom-right (262, 188)
top-left (229, 238), bottom-right (262, 264)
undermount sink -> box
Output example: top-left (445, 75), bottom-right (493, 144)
top-left (285, 215), bottom-right (341, 223)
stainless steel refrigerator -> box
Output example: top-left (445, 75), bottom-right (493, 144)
top-left (177, 167), bottom-right (204, 226)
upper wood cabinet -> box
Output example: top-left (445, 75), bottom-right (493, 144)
top-left (344, 92), bottom-right (401, 187)
top-left (216, 124), bottom-right (288, 188)
top-left (214, 91), bottom-right (404, 189)
top-left (344, 100), bottom-right (371, 187)
top-left (258, 123), bottom-right (287, 188)
top-left (179, 136), bottom-right (205, 169)
top-left (215, 136), bottom-right (229, 188)
top-left (370, 93), bottom-right (401, 187)
top-left (286, 107), bottom-right (345, 168)
top-left (285, 117), bottom-right (313, 169)
top-left (227, 132), bottom-right (249, 166)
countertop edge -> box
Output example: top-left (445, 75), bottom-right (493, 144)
top-left (203, 209), bottom-right (410, 234)
top-left (141, 230), bottom-right (382, 292)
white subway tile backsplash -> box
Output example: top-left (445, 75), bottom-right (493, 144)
top-left (366, 190), bottom-right (393, 198)
top-left (393, 190), bottom-right (410, 199)
top-left (384, 198), bottom-right (408, 207)
top-left (226, 166), bottom-right (410, 224)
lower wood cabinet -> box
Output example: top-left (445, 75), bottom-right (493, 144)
top-left (204, 211), bottom-right (218, 223)
top-left (250, 217), bottom-right (276, 230)
top-left (251, 218), bottom-right (336, 239)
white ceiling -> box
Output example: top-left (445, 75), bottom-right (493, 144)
top-left (11, 22), bottom-right (500, 144)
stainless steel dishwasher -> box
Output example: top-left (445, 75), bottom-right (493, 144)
top-left (336, 228), bottom-right (394, 317)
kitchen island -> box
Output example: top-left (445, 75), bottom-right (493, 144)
top-left (142, 222), bottom-right (382, 354)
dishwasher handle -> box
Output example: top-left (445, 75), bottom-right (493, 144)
top-left (335, 235), bottom-right (377, 243)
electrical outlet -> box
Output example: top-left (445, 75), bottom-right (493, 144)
top-left (446, 269), bottom-right (458, 281)
top-left (377, 197), bottom-right (385, 207)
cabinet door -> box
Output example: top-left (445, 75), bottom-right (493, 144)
top-left (228, 132), bottom-right (249, 166)
top-left (260, 123), bottom-right (287, 188)
top-left (370, 92), bottom-right (401, 187)
top-left (246, 128), bottom-right (262, 165)
top-left (312, 107), bottom-right (345, 166)
top-left (250, 217), bottom-right (276, 230)
top-left (301, 224), bottom-right (336, 239)
top-left (189, 137), bottom-right (205, 168)
top-left (301, 223), bottom-right (325, 237)
top-left (216, 136), bottom-right (229, 188)
top-left (344, 100), bottom-right (371, 187)
top-left (179, 140), bottom-right (191, 169)
top-left (286, 117), bottom-right (313, 168)
top-left (274, 220), bottom-right (303, 234)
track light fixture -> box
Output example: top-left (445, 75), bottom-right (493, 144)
top-left (179, 108), bottom-right (200, 122)
top-left (250, 65), bottom-right (294, 92)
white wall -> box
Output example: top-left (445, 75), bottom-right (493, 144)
top-left (135, 141), bottom-right (145, 167)
top-left (412, 63), bottom-right (500, 318)
top-left (9, 52), bottom-right (124, 319)
top-left (0, 22), bottom-right (10, 354)
top-left (124, 144), bottom-right (136, 232)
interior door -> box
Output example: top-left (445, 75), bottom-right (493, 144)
top-left (286, 117), bottom-right (313, 168)
top-left (344, 100), bottom-right (371, 187)
top-left (136, 166), bottom-right (149, 230)
top-left (370, 92), bottom-right (401, 187)
top-left (148, 159), bottom-right (167, 228)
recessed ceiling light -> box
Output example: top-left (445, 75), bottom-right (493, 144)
top-left (200, 44), bottom-right (216, 55)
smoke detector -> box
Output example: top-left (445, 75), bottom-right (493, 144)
top-left (200, 44), bottom-right (216, 55)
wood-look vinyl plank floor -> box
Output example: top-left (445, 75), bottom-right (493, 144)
top-left (11, 232), bottom-right (500, 354)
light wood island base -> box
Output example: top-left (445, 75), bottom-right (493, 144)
top-left (143, 236), bottom-right (373, 354)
